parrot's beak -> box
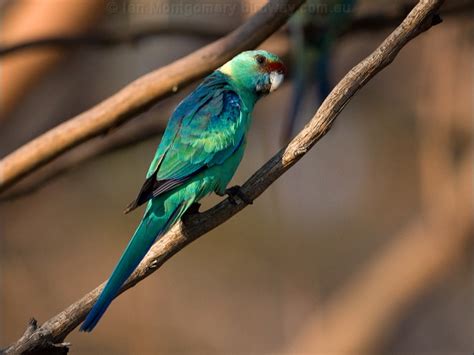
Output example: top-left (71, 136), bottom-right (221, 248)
top-left (268, 61), bottom-right (286, 92)
top-left (269, 71), bottom-right (284, 92)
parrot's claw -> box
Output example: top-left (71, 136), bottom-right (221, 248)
top-left (225, 185), bottom-right (253, 205)
top-left (187, 202), bottom-right (201, 215)
top-left (149, 260), bottom-right (159, 271)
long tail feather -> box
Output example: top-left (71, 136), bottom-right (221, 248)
top-left (80, 201), bottom-right (189, 332)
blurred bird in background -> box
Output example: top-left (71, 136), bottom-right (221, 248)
top-left (282, 0), bottom-right (357, 142)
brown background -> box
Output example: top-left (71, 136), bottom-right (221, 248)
top-left (1, 1), bottom-right (472, 353)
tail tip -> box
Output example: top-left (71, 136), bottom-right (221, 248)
top-left (79, 319), bottom-right (96, 333)
top-left (80, 306), bottom-right (105, 332)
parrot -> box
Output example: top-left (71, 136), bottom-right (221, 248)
top-left (80, 50), bottom-right (286, 332)
top-left (282, 0), bottom-right (357, 142)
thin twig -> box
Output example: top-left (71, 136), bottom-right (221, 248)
top-left (2, 1), bottom-right (443, 353)
top-left (0, 23), bottom-right (229, 57)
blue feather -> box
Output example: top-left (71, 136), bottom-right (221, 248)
top-left (80, 202), bottom-right (185, 332)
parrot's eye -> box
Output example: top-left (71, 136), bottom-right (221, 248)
top-left (255, 55), bottom-right (266, 65)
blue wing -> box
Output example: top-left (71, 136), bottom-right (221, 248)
top-left (125, 72), bottom-right (245, 212)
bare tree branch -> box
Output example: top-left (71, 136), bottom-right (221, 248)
top-left (0, 112), bottom-right (167, 201)
top-left (0, 0), bottom-right (306, 193)
top-left (2, 0), bottom-right (444, 353)
top-left (0, 0), bottom-right (107, 119)
top-left (0, 23), bottom-right (229, 57)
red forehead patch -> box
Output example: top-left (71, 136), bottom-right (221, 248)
top-left (264, 60), bottom-right (287, 76)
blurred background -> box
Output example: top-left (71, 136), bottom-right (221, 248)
top-left (0, 0), bottom-right (472, 354)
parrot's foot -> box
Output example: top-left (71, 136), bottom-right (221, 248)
top-left (224, 185), bottom-right (253, 205)
top-left (183, 202), bottom-right (201, 219)
top-left (187, 202), bottom-right (202, 214)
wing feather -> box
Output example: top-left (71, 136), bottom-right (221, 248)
top-left (125, 73), bottom-right (245, 213)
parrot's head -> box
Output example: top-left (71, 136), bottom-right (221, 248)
top-left (219, 50), bottom-right (286, 98)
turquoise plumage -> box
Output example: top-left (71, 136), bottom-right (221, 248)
top-left (80, 50), bottom-right (285, 331)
